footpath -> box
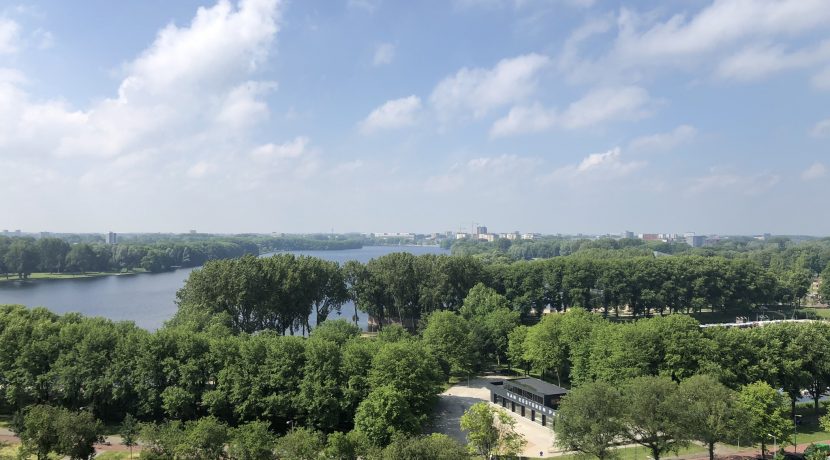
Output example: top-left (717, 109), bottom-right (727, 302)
top-left (0, 427), bottom-right (135, 454)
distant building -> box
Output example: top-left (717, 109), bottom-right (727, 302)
top-left (455, 232), bottom-right (470, 240)
top-left (622, 231), bottom-right (634, 239)
top-left (478, 233), bottom-right (497, 242)
top-left (641, 233), bottom-right (660, 241)
top-left (489, 377), bottom-right (567, 428)
top-left (189, 229), bottom-right (197, 234)
top-left (372, 232), bottom-right (415, 240)
top-left (475, 226), bottom-right (488, 235)
top-left (107, 232), bottom-right (118, 245)
top-left (686, 235), bottom-right (705, 248)
top-left (500, 232), bottom-right (521, 240)
top-left (521, 233), bottom-right (539, 240)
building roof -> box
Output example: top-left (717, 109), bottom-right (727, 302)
top-left (507, 377), bottom-right (568, 396)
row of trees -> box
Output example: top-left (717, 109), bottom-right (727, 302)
top-left (506, 310), bottom-right (830, 414)
top-left (555, 375), bottom-right (792, 460)
top-left (174, 252), bottom-right (813, 338)
top-left (0, 305), bottom-right (448, 448)
top-left (0, 236), bottom-right (260, 278)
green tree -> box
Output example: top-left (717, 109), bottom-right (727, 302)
top-left (55, 410), bottom-right (105, 460)
top-left (354, 386), bottom-right (420, 447)
top-left (274, 427), bottom-right (325, 460)
top-left (19, 405), bottom-right (60, 460)
top-left (621, 376), bottom-right (686, 460)
top-left (381, 433), bottom-right (469, 460)
top-left (368, 341), bottom-right (443, 419)
top-left (507, 326), bottom-right (530, 375)
top-left (737, 381), bottom-right (792, 457)
top-left (524, 315), bottom-right (567, 384)
top-left (460, 402), bottom-right (526, 460)
top-left (4, 238), bottom-right (39, 279)
top-left (228, 420), bottom-right (276, 460)
top-left (670, 375), bottom-right (744, 460)
top-left (421, 310), bottom-right (476, 379)
top-left (555, 381), bottom-right (625, 460)
top-left (120, 413), bottom-right (139, 458)
top-left (176, 417), bottom-right (229, 460)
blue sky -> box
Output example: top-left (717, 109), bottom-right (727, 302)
top-left (0, 0), bottom-right (828, 235)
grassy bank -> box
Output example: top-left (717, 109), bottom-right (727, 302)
top-left (0, 271), bottom-right (144, 284)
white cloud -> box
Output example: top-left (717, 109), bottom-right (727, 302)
top-left (813, 66), bottom-right (830, 91)
top-left (373, 43), bottom-right (395, 66)
top-left (560, 0), bottom-right (830, 84)
top-left (360, 95), bottom-right (421, 133)
top-left (687, 169), bottom-right (780, 195)
top-left (251, 136), bottom-right (310, 161)
top-left (628, 125), bottom-right (697, 152)
top-left (716, 40), bottom-right (830, 81)
top-left (490, 103), bottom-right (557, 137)
top-left (811, 119), bottom-right (830, 138)
top-left (186, 161), bottom-right (218, 178)
top-left (547, 147), bottom-right (645, 183)
top-left (802, 162), bottom-right (827, 181)
top-left (0, 17), bottom-right (20, 54)
top-left (430, 53), bottom-right (550, 120)
top-left (454, 0), bottom-right (594, 9)
top-left (559, 86), bottom-right (653, 129)
top-left (0, 0), bottom-right (283, 162)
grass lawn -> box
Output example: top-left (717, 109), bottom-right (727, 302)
top-left (96, 452), bottom-right (138, 460)
top-left (538, 444), bottom-right (709, 460)
top-left (800, 307), bottom-right (830, 319)
top-left (0, 271), bottom-right (143, 284)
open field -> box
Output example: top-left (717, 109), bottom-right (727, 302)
top-left (0, 271), bottom-right (143, 284)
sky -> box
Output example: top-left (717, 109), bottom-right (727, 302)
top-left (0, 0), bottom-right (828, 236)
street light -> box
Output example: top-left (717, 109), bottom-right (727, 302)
top-left (769, 434), bottom-right (777, 457)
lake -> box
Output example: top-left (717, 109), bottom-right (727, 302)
top-left (0, 245), bottom-right (449, 330)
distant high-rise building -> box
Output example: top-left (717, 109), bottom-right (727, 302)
top-left (685, 235), bottom-right (705, 247)
top-left (623, 230), bottom-right (634, 239)
top-left (107, 231), bottom-right (117, 245)
top-left (475, 226), bottom-right (488, 235)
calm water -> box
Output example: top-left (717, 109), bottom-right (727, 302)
top-left (0, 245), bottom-right (448, 330)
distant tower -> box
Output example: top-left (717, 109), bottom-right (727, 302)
top-left (107, 231), bottom-right (117, 245)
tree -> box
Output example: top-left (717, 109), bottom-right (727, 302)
top-left (737, 381), bottom-right (792, 457)
top-left (4, 238), bottom-right (39, 279)
top-left (460, 402), bottom-right (526, 460)
top-left (670, 375), bottom-right (744, 460)
top-left (507, 326), bottom-right (530, 375)
top-left (421, 311), bottom-right (476, 379)
top-left (120, 413), bottom-right (139, 458)
top-left (620, 376), bottom-right (686, 460)
top-left (176, 417), bottom-right (229, 460)
top-left (19, 405), bottom-right (60, 460)
top-left (354, 386), bottom-right (420, 447)
top-left (274, 428), bottom-right (325, 460)
top-left (368, 341), bottom-right (443, 419)
top-left (228, 420), bottom-right (276, 460)
top-left (55, 410), bottom-right (105, 460)
top-left (555, 381), bottom-right (625, 460)
top-left (381, 433), bottom-right (469, 460)
top-left (524, 315), bottom-right (567, 385)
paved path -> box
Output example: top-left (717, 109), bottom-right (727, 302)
top-left (431, 375), bottom-right (558, 458)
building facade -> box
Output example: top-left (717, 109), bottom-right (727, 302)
top-left (488, 377), bottom-right (567, 427)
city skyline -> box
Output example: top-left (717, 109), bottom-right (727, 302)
top-left (1, 0), bottom-right (828, 234)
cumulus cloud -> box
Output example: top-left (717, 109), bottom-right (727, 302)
top-left (547, 147), bottom-right (645, 183)
top-left (0, 0), bottom-right (282, 162)
top-left (802, 162), bottom-right (827, 181)
top-left (490, 103), bottom-right (557, 137)
top-left (0, 17), bottom-right (20, 54)
top-left (811, 119), bottom-right (830, 138)
top-left (360, 95), bottom-right (421, 133)
top-left (490, 86), bottom-right (653, 137)
top-left (560, 0), bottom-right (830, 84)
top-left (430, 53), bottom-right (550, 120)
top-left (373, 43), bottom-right (395, 66)
top-left (687, 169), bottom-right (780, 195)
top-left (251, 136), bottom-right (311, 161)
top-left (628, 125), bottom-right (697, 152)
top-left (558, 86), bottom-right (653, 129)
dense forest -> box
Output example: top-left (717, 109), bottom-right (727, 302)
top-left (0, 234), bottom-right (365, 279)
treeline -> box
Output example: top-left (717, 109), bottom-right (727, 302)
top-left (174, 252), bottom-right (813, 337)
top-left (0, 236), bottom-right (259, 277)
top-left (0, 305), bottom-right (446, 446)
top-left (447, 235), bottom-right (830, 275)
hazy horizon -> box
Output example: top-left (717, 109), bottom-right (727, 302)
top-left (1, 0), bottom-right (828, 235)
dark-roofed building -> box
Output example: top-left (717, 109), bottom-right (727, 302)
top-left (488, 377), bottom-right (567, 427)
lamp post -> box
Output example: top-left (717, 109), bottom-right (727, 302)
top-left (769, 434), bottom-right (777, 457)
